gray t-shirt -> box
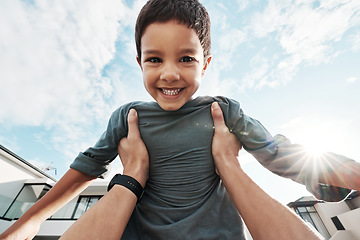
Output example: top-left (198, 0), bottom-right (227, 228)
top-left (70, 96), bottom-right (353, 239)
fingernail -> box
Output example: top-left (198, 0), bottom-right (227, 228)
top-left (212, 102), bottom-right (219, 110)
top-left (129, 109), bottom-right (136, 116)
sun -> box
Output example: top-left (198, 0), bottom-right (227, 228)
top-left (280, 116), bottom-right (344, 157)
top-left (302, 136), bottom-right (330, 158)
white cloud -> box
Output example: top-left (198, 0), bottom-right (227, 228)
top-left (350, 30), bottom-right (360, 51)
top-left (203, 0), bottom-right (360, 93)
top-left (0, 0), bottom-right (125, 124)
top-left (241, 54), bottom-right (271, 89)
top-left (0, 0), bottom-right (139, 160)
top-left (214, 29), bottom-right (247, 72)
top-left (347, 77), bottom-right (357, 83)
top-left (269, 54), bottom-right (301, 86)
top-left (247, 0), bottom-right (360, 87)
top-left (235, 0), bottom-right (250, 11)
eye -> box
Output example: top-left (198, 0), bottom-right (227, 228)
top-left (145, 57), bottom-right (162, 63)
top-left (180, 56), bottom-right (195, 63)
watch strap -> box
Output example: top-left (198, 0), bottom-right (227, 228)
top-left (107, 174), bottom-right (144, 201)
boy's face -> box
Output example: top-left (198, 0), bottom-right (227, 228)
top-left (138, 21), bottom-right (211, 111)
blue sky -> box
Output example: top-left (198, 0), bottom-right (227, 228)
top-left (0, 0), bottom-right (359, 204)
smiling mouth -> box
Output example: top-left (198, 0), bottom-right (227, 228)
top-left (161, 88), bottom-right (183, 96)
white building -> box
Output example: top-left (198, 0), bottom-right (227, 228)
top-left (0, 144), bottom-right (108, 239)
top-left (288, 192), bottom-right (360, 240)
top-left (1, 144), bottom-right (359, 239)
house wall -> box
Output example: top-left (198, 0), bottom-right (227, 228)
top-left (37, 220), bottom-right (74, 237)
top-left (0, 145), bottom-right (59, 236)
top-left (0, 146), bottom-right (56, 218)
top-left (330, 230), bottom-right (356, 240)
top-left (314, 202), bottom-right (350, 236)
top-left (337, 208), bottom-right (360, 238)
top-left (0, 219), bottom-right (75, 238)
top-left (0, 151), bottom-right (39, 183)
top-left (0, 151), bottom-right (38, 217)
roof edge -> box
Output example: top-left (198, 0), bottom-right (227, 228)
top-left (0, 144), bottom-right (57, 182)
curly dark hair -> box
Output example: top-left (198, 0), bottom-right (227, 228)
top-left (135, 0), bottom-right (211, 61)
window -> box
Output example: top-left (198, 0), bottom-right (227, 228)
top-left (295, 206), bottom-right (331, 239)
top-left (49, 195), bottom-right (102, 220)
top-left (331, 216), bottom-right (345, 230)
top-left (49, 200), bottom-right (78, 219)
top-left (3, 183), bottom-right (103, 221)
top-left (72, 196), bottom-right (101, 219)
top-left (3, 184), bottom-right (51, 219)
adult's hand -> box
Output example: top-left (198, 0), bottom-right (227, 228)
top-left (118, 109), bottom-right (149, 187)
top-left (211, 102), bottom-right (242, 175)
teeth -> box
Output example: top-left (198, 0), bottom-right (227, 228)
top-left (162, 88), bottom-right (181, 96)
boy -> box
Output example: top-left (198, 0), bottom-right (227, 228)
top-left (59, 105), bottom-right (322, 240)
top-left (1, 0), bottom-right (359, 239)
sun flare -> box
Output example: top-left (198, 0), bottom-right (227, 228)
top-left (281, 116), bottom-right (345, 157)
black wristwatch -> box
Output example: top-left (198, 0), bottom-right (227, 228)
top-left (107, 174), bottom-right (144, 201)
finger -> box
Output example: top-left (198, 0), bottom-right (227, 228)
top-left (211, 102), bottom-right (228, 133)
top-left (127, 109), bottom-right (141, 139)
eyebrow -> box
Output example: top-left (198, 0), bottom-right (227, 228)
top-left (142, 50), bottom-right (161, 55)
top-left (180, 48), bottom-right (198, 55)
top-left (142, 48), bottom-right (198, 56)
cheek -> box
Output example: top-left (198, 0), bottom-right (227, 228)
top-left (184, 67), bottom-right (201, 78)
top-left (143, 68), bottom-right (156, 81)
top-left (142, 73), bottom-right (150, 89)
top-left (194, 79), bottom-right (200, 90)
top-left (142, 70), bottom-right (150, 82)
top-left (142, 71), bottom-right (157, 92)
top-left (191, 69), bottom-right (203, 84)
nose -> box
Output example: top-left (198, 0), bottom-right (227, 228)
top-left (160, 63), bottom-right (180, 83)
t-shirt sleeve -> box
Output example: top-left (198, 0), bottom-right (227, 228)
top-left (220, 97), bottom-right (353, 202)
top-left (217, 97), bottom-right (273, 151)
top-left (70, 106), bottom-right (129, 178)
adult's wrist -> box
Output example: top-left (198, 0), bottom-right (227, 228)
top-left (18, 203), bottom-right (48, 224)
top-left (123, 167), bottom-right (148, 188)
top-left (215, 155), bottom-right (242, 178)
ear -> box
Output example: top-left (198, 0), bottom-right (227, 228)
top-left (137, 56), bottom-right (143, 71)
top-left (202, 55), bottom-right (212, 77)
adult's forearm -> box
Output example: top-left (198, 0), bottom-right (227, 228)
top-left (60, 184), bottom-right (137, 240)
top-left (210, 102), bottom-right (321, 239)
top-left (218, 160), bottom-right (322, 240)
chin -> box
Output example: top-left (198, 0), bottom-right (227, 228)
top-left (158, 103), bottom-right (183, 111)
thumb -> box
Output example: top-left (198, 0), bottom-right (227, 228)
top-left (211, 102), bottom-right (227, 133)
top-left (127, 109), bottom-right (141, 139)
